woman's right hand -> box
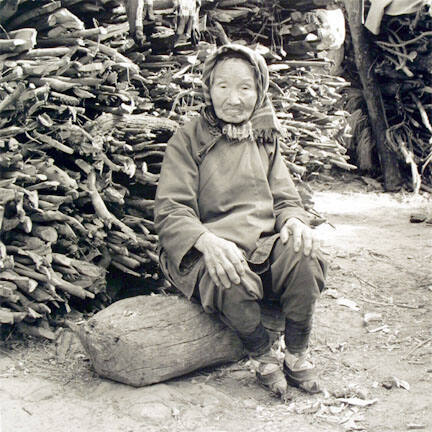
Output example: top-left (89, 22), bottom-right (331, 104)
top-left (194, 232), bottom-right (248, 289)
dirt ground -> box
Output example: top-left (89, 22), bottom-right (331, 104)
top-left (0, 176), bottom-right (431, 432)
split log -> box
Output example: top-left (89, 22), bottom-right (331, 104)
top-left (77, 295), bottom-right (246, 386)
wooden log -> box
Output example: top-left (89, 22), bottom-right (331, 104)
top-left (344, 0), bottom-right (402, 191)
top-left (77, 295), bottom-right (246, 387)
top-left (17, 321), bottom-right (56, 340)
top-left (31, 224), bottom-right (58, 243)
top-left (0, 308), bottom-right (27, 324)
top-left (86, 113), bottom-right (178, 135)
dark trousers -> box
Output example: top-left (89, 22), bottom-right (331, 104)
top-left (193, 237), bottom-right (327, 355)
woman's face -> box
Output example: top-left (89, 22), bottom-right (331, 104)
top-left (209, 58), bottom-right (258, 124)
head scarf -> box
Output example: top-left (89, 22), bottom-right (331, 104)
top-left (201, 44), bottom-right (281, 142)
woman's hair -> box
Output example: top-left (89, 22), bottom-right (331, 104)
top-left (208, 51), bottom-right (259, 88)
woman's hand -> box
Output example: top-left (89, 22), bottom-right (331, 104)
top-left (195, 232), bottom-right (248, 289)
top-left (280, 218), bottom-right (320, 258)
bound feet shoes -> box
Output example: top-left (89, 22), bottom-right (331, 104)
top-left (283, 351), bottom-right (321, 394)
top-left (251, 349), bottom-right (321, 396)
top-left (251, 350), bottom-right (287, 397)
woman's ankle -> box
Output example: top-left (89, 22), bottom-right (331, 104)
top-left (284, 349), bottom-right (313, 370)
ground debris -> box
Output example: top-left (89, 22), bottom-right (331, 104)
top-left (337, 297), bottom-right (360, 311)
top-left (404, 336), bottom-right (432, 360)
top-left (324, 288), bottom-right (340, 299)
top-left (281, 381), bottom-right (377, 431)
top-left (381, 376), bottom-right (410, 391)
top-left (410, 213), bottom-right (428, 223)
top-left (336, 397), bottom-right (378, 407)
top-left (407, 423), bottom-right (427, 430)
top-left (362, 312), bottom-right (382, 325)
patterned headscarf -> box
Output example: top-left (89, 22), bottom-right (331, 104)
top-left (201, 44), bottom-right (281, 142)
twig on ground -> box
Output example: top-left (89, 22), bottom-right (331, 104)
top-left (358, 296), bottom-right (420, 309)
top-left (403, 337), bottom-right (432, 360)
top-left (353, 272), bottom-right (379, 290)
top-left (354, 273), bottom-right (421, 309)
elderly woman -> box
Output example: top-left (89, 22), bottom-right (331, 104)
top-left (155, 44), bottom-right (327, 397)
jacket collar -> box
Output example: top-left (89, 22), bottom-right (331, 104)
top-left (195, 116), bottom-right (223, 163)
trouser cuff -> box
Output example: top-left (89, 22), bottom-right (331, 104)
top-left (285, 317), bottom-right (312, 354)
top-left (238, 322), bottom-right (270, 356)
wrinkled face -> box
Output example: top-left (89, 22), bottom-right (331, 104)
top-left (210, 58), bottom-right (258, 124)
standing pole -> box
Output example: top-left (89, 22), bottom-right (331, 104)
top-left (344, 0), bottom-right (402, 191)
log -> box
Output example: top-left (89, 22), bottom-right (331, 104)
top-left (343, 0), bottom-right (402, 192)
top-left (77, 295), bottom-right (246, 386)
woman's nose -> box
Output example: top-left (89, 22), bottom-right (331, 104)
top-left (226, 89), bottom-right (241, 104)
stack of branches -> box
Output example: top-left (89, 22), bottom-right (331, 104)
top-left (204, 1), bottom-right (354, 178)
top-left (369, 4), bottom-right (432, 192)
top-left (0, 1), bottom-right (179, 336)
top-left (0, 0), bottom-right (352, 336)
top-left (205, 0), bottom-right (344, 59)
top-left (133, 48), bottom-right (353, 175)
top-left (129, 0), bottom-right (353, 178)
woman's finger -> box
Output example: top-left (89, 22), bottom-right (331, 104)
top-left (207, 264), bottom-right (221, 288)
top-left (280, 225), bottom-right (289, 244)
top-left (221, 258), bottom-right (241, 285)
top-left (311, 236), bottom-right (321, 258)
top-left (238, 256), bottom-right (248, 276)
top-left (302, 230), bottom-right (313, 256)
top-left (291, 225), bottom-right (302, 252)
top-left (230, 257), bottom-right (245, 280)
top-left (226, 248), bottom-right (247, 276)
top-left (215, 263), bottom-right (231, 289)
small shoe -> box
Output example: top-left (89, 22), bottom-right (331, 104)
top-left (283, 351), bottom-right (321, 394)
top-left (252, 351), bottom-right (288, 397)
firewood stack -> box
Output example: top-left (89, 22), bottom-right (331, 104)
top-left (369, 4), bottom-right (432, 192)
top-left (344, 2), bottom-right (432, 192)
top-left (0, 0), bottom-right (352, 337)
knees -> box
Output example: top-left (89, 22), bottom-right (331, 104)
top-left (197, 266), bottom-right (263, 316)
top-left (275, 239), bottom-right (327, 293)
top-left (273, 245), bottom-right (327, 323)
top-left (201, 263), bottom-right (264, 304)
top-left (222, 283), bottom-right (254, 304)
top-left (223, 275), bottom-right (263, 303)
top-left (219, 283), bottom-right (263, 336)
top-left (297, 253), bottom-right (327, 291)
top-left (279, 237), bottom-right (326, 269)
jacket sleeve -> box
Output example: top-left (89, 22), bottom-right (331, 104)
top-left (268, 139), bottom-right (310, 231)
top-left (154, 126), bottom-right (208, 271)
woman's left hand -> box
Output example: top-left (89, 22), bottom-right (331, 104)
top-left (280, 218), bottom-right (320, 258)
